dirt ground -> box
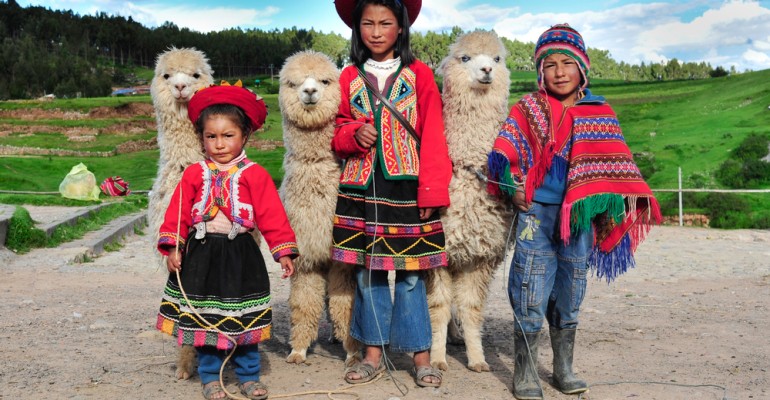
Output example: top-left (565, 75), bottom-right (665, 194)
top-left (0, 225), bottom-right (767, 400)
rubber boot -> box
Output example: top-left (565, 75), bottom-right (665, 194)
top-left (513, 331), bottom-right (543, 400)
top-left (550, 327), bottom-right (589, 394)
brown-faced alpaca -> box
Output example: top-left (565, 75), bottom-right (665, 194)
top-left (147, 47), bottom-right (214, 250)
top-left (427, 30), bottom-right (513, 372)
top-left (148, 47), bottom-right (213, 380)
top-left (278, 51), bottom-right (359, 366)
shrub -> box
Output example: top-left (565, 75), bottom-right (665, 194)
top-left (5, 207), bottom-right (47, 253)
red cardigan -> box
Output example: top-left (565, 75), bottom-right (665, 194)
top-left (157, 160), bottom-right (299, 261)
top-left (332, 60), bottom-right (452, 208)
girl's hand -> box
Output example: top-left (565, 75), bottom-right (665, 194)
top-left (419, 207), bottom-right (436, 220)
top-left (166, 249), bottom-right (182, 273)
top-left (278, 256), bottom-right (295, 279)
top-left (354, 123), bottom-right (378, 149)
top-left (513, 189), bottom-right (530, 212)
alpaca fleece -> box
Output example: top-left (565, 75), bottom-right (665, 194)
top-left (147, 47), bottom-right (214, 254)
top-left (278, 51), bottom-right (360, 366)
top-left (426, 30), bottom-right (515, 372)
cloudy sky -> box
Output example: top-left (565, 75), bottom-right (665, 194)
top-left (18, 0), bottom-right (770, 71)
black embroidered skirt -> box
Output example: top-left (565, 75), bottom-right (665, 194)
top-left (331, 167), bottom-right (447, 270)
top-left (157, 232), bottom-right (271, 349)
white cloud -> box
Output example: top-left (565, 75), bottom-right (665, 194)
top-left (743, 48), bottom-right (770, 69)
top-left (461, 0), bottom-right (770, 71)
top-left (417, 0), bottom-right (519, 32)
top-left (117, 3), bottom-right (280, 32)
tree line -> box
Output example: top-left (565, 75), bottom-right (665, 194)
top-left (0, 0), bottom-right (734, 100)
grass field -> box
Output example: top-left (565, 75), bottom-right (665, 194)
top-left (2, 70), bottom-right (769, 227)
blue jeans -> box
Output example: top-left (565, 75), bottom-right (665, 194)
top-left (351, 267), bottom-right (432, 353)
top-left (509, 202), bottom-right (592, 333)
top-left (197, 345), bottom-right (260, 385)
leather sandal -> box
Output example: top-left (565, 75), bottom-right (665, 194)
top-left (201, 382), bottom-right (226, 400)
top-left (239, 380), bottom-right (268, 400)
top-left (413, 365), bottom-right (442, 388)
top-left (344, 360), bottom-right (385, 384)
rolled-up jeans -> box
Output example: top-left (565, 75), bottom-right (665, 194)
top-left (350, 267), bottom-right (432, 353)
top-left (508, 202), bottom-right (592, 333)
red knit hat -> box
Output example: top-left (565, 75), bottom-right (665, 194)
top-left (534, 23), bottom-right (590, 90)
top-left (334, 0), bottom-right (421, 28)
top-left (187, 81), bottom-right (267, 133)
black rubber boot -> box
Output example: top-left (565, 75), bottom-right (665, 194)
top-left (550, 327), bottom-right (589, 394)
top-left (513, 331), bottom-right (543, 400)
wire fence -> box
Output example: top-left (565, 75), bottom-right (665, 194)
top-left (652, 167), bottom-right (770, 226)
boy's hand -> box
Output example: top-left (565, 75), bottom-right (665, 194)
top-left (513, 190), bottom-right (530, 212)
top-left (166, 249), bottom-right (182, 273)
top-left (278, 256), bottom-right (295, 279)
top-left (419, 207), bottom-right (436, 220)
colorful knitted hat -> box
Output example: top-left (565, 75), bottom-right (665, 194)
top-left (187, 80), bottom-right (267, 133)
top-left (534, 23), bottom-right (590, 90)
top-left (335, 0), bottom-right (421, 28)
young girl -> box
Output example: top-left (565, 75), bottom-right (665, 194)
top-left (155, 82), bottom-right (299, 400)
top-left (487, 24), bottom-right (661, 399)
top-left (332, 0), bottom-right (450, 388)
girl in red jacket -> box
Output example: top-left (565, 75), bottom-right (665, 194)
top-left (331, 0), bottom-right (450, 388)
top-left (156, 82), bottom-right (298, 400)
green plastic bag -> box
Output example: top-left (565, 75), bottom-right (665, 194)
top-left (59, 163), bottom-right (100, 201)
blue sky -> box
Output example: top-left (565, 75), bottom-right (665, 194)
top-left (19, 0), bottom-right (770, 71)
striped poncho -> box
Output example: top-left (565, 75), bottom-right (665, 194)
top-left (487, 90), bottom-right (661, 281)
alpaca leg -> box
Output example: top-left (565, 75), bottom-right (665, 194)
top-left (426, 267), bottom-right (453, 371)
top-left (287, 266), bottom-right (326, 364)
top-left (176, 344), bottom-right (196, 379)
top-left (453, 262), bottom-right (495, 372)
top-left (327, 263), bottom-right (360, 367)
top-left (447, 307), bottom-right (465, 345)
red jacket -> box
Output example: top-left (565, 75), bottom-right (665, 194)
top-left (332, 60), bottom-right (452, 208)
top-left (158, 160), bottom-right (299, 261)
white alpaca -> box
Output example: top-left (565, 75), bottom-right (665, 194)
top-left (147, 47), bottom-right (214, 249)
top-left (278, 51), bottom-right (359, 366)
top-left (147, 47), bottom-right (213, 380)
top-left (427, 30), bottom-right (513, 372)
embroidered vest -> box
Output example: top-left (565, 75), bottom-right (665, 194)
top-left (191, 160), bottom-right (256, 232)
top-left (339, 65), bottom-right (420, 188)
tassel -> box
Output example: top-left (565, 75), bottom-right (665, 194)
top-left (569, 193), bottom-right (625, 235)
top-left (487, 151), bottom-right (516, 200)
top-left (590, 234), bottom-right (635, 283)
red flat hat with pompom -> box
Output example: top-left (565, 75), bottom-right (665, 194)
top-left (187, 80), bottom-right (267, 132)
top-left (334, 0), bottom-right (421, 28)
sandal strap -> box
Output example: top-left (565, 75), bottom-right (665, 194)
top-left (202, 383), bottom-right (225, 399)
top-left (345, 362), bottom-right (378, 377)
top-left (415, 366), bottom-right (443, 380)
top-left (240, 381), bottom-right (268, 400)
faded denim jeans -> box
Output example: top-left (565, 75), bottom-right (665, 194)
top-left (509, 202), bottom-right (592, 333)
top-left (350, 267), bottom-right (432, 353)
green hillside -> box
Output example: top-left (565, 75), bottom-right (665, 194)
top-left (1, 70), bottom-right (769, 228)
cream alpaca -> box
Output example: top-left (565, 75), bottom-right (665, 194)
top-left (427, 30), bottom-right (514, 372)
top-left (147, 47), bottom-right (214, 249)
top-left (278, 51), bottom-right (359, 366)
top-left (148, 47), bottom-right (213, 380)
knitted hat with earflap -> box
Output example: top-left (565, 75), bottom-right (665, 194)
top-left (534, 23), bottom-right (590, 91)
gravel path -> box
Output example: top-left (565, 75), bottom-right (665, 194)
top-left (0, 225), bottom-right (767, 400)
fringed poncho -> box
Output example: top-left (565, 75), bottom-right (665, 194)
top-left (487, 90), bottom-right (661, 281)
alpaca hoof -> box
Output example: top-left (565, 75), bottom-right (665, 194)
top-left (286, 349), bottom-right (307, 364)
top-left (175, 345), bottom-right (196, 380)
top-left (467, 361), bottom-right (490, 373)
top-left (431, 360), bottom-right (449, 371)
top-left (175, 368), bottom-right (192, 380)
